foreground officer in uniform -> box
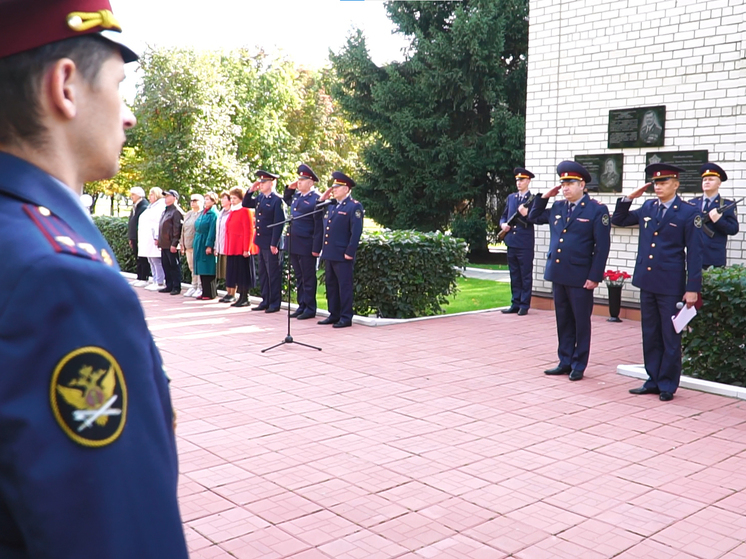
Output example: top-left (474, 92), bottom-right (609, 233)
top-left (243, 169), bottom-right (285, 312)
top-left (0, 1), bottom-right (188, 557)
top-left (688, 163), bottom-right (739, 268)
top-left (612, 163), bottom-right (703, 401)
top-left (528, 161), bottom-right (611, 381)
top-left (500, 167), bottom-right (535, 316)
top-left (317, 172), bottom-right (364, 328)
top-left (283, 164), bottom-right (323, 320)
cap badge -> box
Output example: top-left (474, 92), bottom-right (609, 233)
top-left (67, 10), bottom-right (122, 33)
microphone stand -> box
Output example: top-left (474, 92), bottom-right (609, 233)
top-left (260, 203), bottom-right (330, 353)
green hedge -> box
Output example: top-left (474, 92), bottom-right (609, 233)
top-left (93, 216), bottom-right (135, 273)
top-left (349, 230), bottom-right (468, 318)
top-left (683, 265), bottom-right (746, 385)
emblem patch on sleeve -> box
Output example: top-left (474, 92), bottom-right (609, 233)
top-left (50, 347), bottom-right (127, 447)
top-left (602, 214), bottom-right (610, 226)
top-left (694, 215), bottom-right (702, 229)
top-left (355, 210), bottom-right (362, 219)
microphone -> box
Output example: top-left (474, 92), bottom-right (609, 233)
top-left (676, 302), bottom-right (685, 310)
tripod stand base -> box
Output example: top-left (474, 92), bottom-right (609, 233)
top-left (262, 335), bottom-right (322, 353)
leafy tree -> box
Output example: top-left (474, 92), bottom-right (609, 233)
top-left (85, 146), bottom-right (143, 215)
top-left (330, 0), bottom-right (528, 253)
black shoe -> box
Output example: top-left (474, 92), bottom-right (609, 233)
top-left (659, 391), bottom-right (674, 401)
top-left (251, 305), bottom-right (268, 311)
top-left (518, 308), bottom-right (528, 316)
top-left (332, 321), bottom-right (352, 328)
top-left (629, 386), bottom-right (660, 395)
top-left (501, 307), bottom-right (519, 314)
top-left (544, 365), bottom-right (572, 375)
top-left (158, 287), bottom-right (171, 293)
top-left (569, 369), bottom-right (584, 381)
top-left (265, 307), bottom-right (280, 314)
top-left (297, 311), bottom-right (316, 320)
top-left (220, 295), bottom-right (235, 303)
top-left (231, 300), bottom-right (250, 307)
top-left (170, 289), bottom-right (181, 295)
top-left (289, 309), bottom-right (304, 318)
top-left (317, 317), bottom-right (338, 325)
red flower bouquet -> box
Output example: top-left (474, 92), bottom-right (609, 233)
top-left (603, 269), bottom-right (631, 287)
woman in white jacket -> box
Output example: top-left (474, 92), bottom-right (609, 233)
top-left (138, 187), bottom-right (167, 290)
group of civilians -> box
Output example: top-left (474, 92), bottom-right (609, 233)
top-left (127, 187), bottom-right (257, 303)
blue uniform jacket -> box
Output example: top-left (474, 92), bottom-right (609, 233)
top-left (0, 153), bottom-right (188, 558)
top-left (528, 194), bottom-right (611, 287)
top-left (499, 191), bottom-right (535, 249)
top-left (612, 195), bottom-right (703, 295)
top-left (242, 191), bottom-right (285, 249)
top-left (320, 196), bottom-right (364, 262)
top-left (283, 187), bottom-right (323, 256)
top-left (688, 194), bottom-right (739, 268)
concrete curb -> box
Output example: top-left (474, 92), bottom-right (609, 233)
top-left (617, 364), bottom-right (746, 400)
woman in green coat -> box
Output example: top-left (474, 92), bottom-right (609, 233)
top-left (193, 192), bottom-right (219, 299)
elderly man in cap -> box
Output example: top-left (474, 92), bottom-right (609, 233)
top-left (243, 170), bottom-right (286, 312)
top-left (128, 186), bottom-right (150, 286)
top-left (317, 171), bottom-right (364, 328)
top-left (612, 163), bottom-right (703, 401)
top-left (528, 161), bottom-right (611, 381)
top-left (689, 163), bottom-right (739, 268)
top-left (283, 164), bottom-right (324, 319)
top-left (0, 1), bottom-right (188, 557)
top-left (500, 167), bottom-right (536, 316)
top-left (158, 189), bottom-right (184, 295)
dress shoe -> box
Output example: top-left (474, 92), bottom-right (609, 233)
top-left (231, 300), bottom-right (250, 307)
top-left (501, 307), bottom-right (519, 314)
top-left (517, 308), bottom-right (528, 316)
top-left (659, 391), bottom-right (674, 401)
top-left (628, 386), bottom-right (660, 395)
top-left (264, 307), bottom-right (280, 314)
top-left (170, 289), bottom-right (181, 295)
top-left (158, 287), bottom-right (171, 293)
top-left (251, 305), bottom-right (268, 311)
top-left (196, 295), bottom-right (214, 300)
top-left (317, 317), bottom-right (339, 325)
top-left (332, 321), bottom-right (352, 328)
top-left (544, 364), bottom-right (572, 375)
top-left (289, 309), bottom-right (304, 318)
top-left (220, 295), bottom-right (236, 303)
top-left (297, 311), bottom-right (316, 320)
top-left (569, 369), bottom-right (584, 381)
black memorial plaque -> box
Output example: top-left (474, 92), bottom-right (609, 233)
top-left (608, 106), bottom-right (666, 148)
top-left (574, 154), bottom-right (624, 193)
top-left (644, 150), bottom-right (708, 193)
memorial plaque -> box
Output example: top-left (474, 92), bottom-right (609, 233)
top-left (574, 154), bottom-right (624, 193)
top-left (608, 105), bottom-right (666, 148)
top-left (644, 150), bottom-right (708, 193)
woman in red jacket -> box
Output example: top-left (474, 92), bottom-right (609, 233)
top-left (223, 187), bottom-right (259, 307)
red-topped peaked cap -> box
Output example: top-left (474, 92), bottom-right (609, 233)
top-left (0, 0), bottom-right (138, 63)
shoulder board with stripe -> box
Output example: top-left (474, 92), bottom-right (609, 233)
top-left (23, 204), bottom-right (108, 264)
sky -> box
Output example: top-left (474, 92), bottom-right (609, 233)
top-left (111, 0), bottom-right (412, 100)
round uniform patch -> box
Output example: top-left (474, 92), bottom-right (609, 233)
top-left (602, 214), bottom-right (610, 226)
top-left (50, 347), bottom-right (127, 447)
top-left (694, 215), bottom-right (702, 229)
top-left (355, 209), bottom-right (362, 219)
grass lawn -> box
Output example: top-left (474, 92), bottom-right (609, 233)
top-left (314, 274), bottom-right (511, 315)
top-left (465, 262), bottom-right (509, 271)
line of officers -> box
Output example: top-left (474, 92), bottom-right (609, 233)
top-left (500, 160), bottom-right (739, 402)
top-left (242, 165), bottom-right (364, 329)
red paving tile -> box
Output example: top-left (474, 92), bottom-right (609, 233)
top-left (132, 287), bottom-right (746, 557)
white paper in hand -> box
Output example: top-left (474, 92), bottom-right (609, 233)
top-left (671, 304), bottom-right (697, 333)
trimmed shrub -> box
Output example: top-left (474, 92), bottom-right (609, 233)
top-left (683, 265), bottom-right (746, 385)
top-left (349, 230), bottom-right (468, 318)
top-left (93, 216), bottom-right (135, 273)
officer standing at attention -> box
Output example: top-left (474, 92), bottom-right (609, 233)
top-left (688, 162), bottom-right (739, 268)
top-left (317, 172), bottom-right (364, 328)
top-left (500, 167), bottom-right (535, 316)
top-left (243, 170), bottom-right (285, 312)
top-left (612, 163), bottom-right (703, 401)
top-left (0, 1), bottom-right (188, 557)
top-left (528, 161), bottom-right (611, 381)
top-left (283, 164), bottom-right (324, 320)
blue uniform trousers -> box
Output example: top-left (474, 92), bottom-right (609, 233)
top-left (257, 248), bottom-right (281, 309)
top-left (291, 253), bottom-right (317, 313)
top-left (161, 249), bottom-right (181, 291)
top-left (640, 290), bottom-right (682, 393)
top-left (507, 246), bottom-right (533, 310)
top-left (325, 259), bottom-right (354, 323)
top-left (553, 283), bottom-right (594, 372)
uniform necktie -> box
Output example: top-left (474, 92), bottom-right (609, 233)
top-left (656, 203), bottom-right (665, 223)
top-left (567, 202), bottom-right (575, 221)
top-left (703, 198), bottom-right (711, 213)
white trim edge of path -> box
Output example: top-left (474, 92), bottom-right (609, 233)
top-left (617, 364), bottom-right (746, 401)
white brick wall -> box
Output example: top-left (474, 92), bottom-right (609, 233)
top-left (526, 0), bottom-right (746, 300)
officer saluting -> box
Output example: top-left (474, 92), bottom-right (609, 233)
top-left (528, 161), bottom-right (611, 381)
top-left (0, 1), bottom-right (188, 557)
top-left (317, 172), bottom-right (364, 328)
top-left (688, 163), bottom-right (739, 268)
top-left (243, 170), bottom-right (285, 312)
top-left (612, 163), bottom-right (703, 401)
top-left (283, 164), bottom-right (324, 320)
top-left (500, 167), bottom-right (535, 316)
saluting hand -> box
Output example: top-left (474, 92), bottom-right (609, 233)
top-left (319, 188), bottom-right (333, 201)
top-left (249, 180), bottom-right (261, 193)
top-left (542, 185), bottom-right (562, 199)
top-left (287, 180), bottom-right (298, 190)
top-left (627, 182), bottom-right (652, 200)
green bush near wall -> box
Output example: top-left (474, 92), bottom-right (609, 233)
top-left (683, 265), bottom-right (746, 385)
top-left (93, 216), bottom-right (135, 273)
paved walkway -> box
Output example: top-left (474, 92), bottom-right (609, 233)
top-left (462, 267), bottom-right (511, 282)
top-left (138, 288), bottom-right (746, 559)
